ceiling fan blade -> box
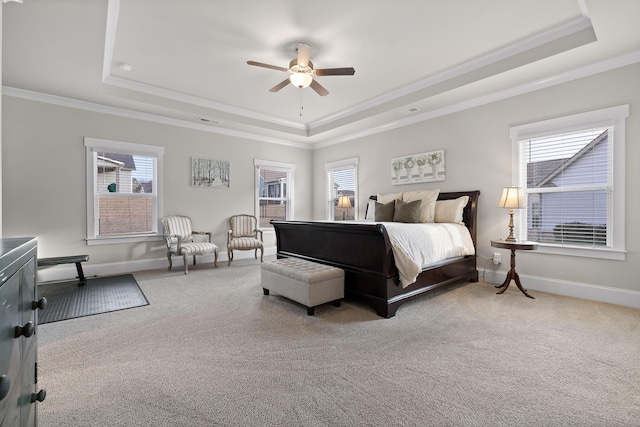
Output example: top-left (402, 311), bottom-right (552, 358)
top-left (314, 67), bottom-right (356, 76)
top-left (247, 61), bottom-right (288, 72)
top-left (297, 42), bottom-right (311, 67)
top-left (269, 78), bottom-right (291, 92)
top-left (310, 79), bottom-right (329, 96)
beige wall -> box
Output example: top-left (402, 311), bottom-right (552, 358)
top-left (1, 97), bottom-right (313, 266)
top-left (1, 63), bottom-right (638, 302)
top-left (313, 63), bottom-right (640, 294)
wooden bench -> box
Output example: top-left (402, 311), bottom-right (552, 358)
top-left (37, 255), bottom-right (89, 285)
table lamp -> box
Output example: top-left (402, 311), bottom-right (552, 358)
top-left (498, 186), bottom-right (524, 242)
top-left (337, 195), bottom-right (351, 220)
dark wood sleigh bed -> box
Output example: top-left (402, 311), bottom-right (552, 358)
top-left (271, 190), bottom-right (480, 318)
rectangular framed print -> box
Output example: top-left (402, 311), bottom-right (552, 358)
top-left (391, 149), bottom-right (445, 185)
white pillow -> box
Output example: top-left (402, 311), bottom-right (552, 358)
top-left (364, 200), bottom-right (376, 221)
top-left (402, 189), bottom-right (440, 223)
top-left (434, 196), bottom-right (469, 225)
top-left (377, 192), bottom-right (403, 205)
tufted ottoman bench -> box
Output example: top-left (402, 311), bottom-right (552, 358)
top-left (261, 257), bottom-right (344, 316)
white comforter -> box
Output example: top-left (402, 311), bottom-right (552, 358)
top-left (381, 222), bottom-right (475, 288)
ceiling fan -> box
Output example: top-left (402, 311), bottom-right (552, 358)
top-left (247, 42), bottom-right (355, 96)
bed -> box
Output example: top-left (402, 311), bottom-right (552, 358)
top-left (271, 190), bottom-right (480, 318)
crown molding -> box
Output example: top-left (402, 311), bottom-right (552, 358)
top-left (102, 75), bottom-right (308, 132)
top-left (4, 51), bottom-right (638, 151)
top-left (313, 50), bottom-right (640, 149)
top-left (102, 1), bottom-right (596, 137)
top-left (2, 86), bottom-right (311, 150)
top-left (307, 15), bottom-right (596, 131)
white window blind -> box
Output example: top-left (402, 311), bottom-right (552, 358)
top-left (510, 105), bottom-right (627, 260)
top-left (519, 127), bottom-right (610, 247)
top-left (255, 159), bottom-right (294, 229)
top-left (326, 158), bottom-right (358, 221)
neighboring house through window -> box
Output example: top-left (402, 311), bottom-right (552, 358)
top-left (325, 157), bottom-right (358, 221)
top-left (510, 105), bottom-right (627, 260)
top-left (85, 137), bottom-right (164, 244)
top-left (255, 159), bottom-right (294, 229)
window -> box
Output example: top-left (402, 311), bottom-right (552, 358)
top-left (255, 159), bottom-right (294, 229)
top-left (85, 137), bottom-right (164, 244)
top-left (510, 105), bottom-right (627, 260)
top-left (325, 157), bottom-right (358, 221)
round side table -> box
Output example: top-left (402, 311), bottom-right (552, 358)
top-left (490, 240), bottom-right (538, 299)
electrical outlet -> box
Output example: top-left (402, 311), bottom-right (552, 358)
top-left (493, 253), bottom-right (501, 265)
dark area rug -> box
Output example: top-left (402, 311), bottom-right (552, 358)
top-left (38, 274), bottom-right (149, 324)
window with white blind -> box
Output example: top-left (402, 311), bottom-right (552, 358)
top-left (85, 137), bottom-right (164, 245)
top-left (255, 159), bottom-right (294, 229)
top-left (325, 157), bottom-right (358, 221)
top-left (510, 105), bottom-right (627, 260)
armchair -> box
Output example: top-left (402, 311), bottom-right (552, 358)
top-left (162, 215), bottom-right (218, 274)
top-left (227, 214), bottom-right (264, 266)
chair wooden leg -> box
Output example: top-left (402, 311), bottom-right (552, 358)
top-left (228, 249), bottom-right (233, 266)
top-left (183, 253), bottom-right (188, 274)
top-left (260, 247), bottom-right (264, 263)
top-left (214, 249), bottom-right (218, 268)
top-left (167, 253), bottom-right (173, 271)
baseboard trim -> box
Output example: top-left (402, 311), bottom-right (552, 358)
top-left (37, 247), bottom-right (277, 283)
top-left (480, 268), bottom-right (640, 309)
top-left (37, 257), bottom-right (639, 310)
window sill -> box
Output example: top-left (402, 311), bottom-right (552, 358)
top-left (535, 243), bottom-right (625, 261)
top-left (86, 234), bottom-right (163, 246)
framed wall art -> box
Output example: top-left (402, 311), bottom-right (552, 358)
top-left (391, 149), bottom-right (445, 185)
top-left (191, 157), bottom-right (230, 188)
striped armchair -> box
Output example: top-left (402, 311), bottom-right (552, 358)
top-left (162, 215), bottom-right (218, 274)
top-left (227, 214), bottom-right (264, 266)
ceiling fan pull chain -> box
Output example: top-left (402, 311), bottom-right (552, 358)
top-left (299, 90), bottom-right (304, 117)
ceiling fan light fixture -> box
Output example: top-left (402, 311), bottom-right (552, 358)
top-left (289, 72), bottom-right (313, 89)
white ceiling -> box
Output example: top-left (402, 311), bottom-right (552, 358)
top-left (3, 0), bottom-right (640, 148)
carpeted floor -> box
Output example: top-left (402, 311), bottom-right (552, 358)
top-left (37, 274), bottom-right (149, 324)
top-left (36, 259), bottom-right (640, 426)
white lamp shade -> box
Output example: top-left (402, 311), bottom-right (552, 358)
top-left (289, 72), bottom-right (313, 88)
top-left (337, 195), bottom-right (351, 209)
top-left (498, 187), bottom-right (524, 209)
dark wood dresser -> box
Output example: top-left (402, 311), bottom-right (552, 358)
top-left (0, 238), bottom-right (46, 427)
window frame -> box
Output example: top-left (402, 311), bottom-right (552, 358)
top-left (509, 105), bottom-right (628, 260)
top-left (254, 158), bottom-right (295, 231)
top-left (84, 137), bottom-right (164, 245)
top-left (325, 157), bottom-right (359, 221)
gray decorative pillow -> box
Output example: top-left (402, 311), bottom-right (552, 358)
top-left (393, 199), bottom-right (422, 223)
top-left (375, 201), bottom-right (395, 222)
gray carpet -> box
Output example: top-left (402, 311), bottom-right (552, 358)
top-left (36, 259), bottom-right (640, 426)
top-left (37, 274), bottom-right (148, 324)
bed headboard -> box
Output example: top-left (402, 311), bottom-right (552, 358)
top-left (368, 190), bottom-right (480, 245)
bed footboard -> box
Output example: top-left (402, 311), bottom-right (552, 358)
top-left (271, 190), bottom-right (480, 318)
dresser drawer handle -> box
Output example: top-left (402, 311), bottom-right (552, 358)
top-left (31, 389), bottom-right (46, 403)
top-left (0, 375), bottom-right (10, 401)
top-left (14, 321), bottom-right (35, 338)
top-left (32, 297), bottom-right (47, 310)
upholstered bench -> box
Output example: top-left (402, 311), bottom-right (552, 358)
top-left (261, 257), bottom-right (344, 316)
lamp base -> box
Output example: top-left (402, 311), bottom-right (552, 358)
top-left (505, 211), bottom-right (518, 242)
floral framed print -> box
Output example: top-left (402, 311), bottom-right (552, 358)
top-left (191, 157), bottom-right (230, 188)
top-left (391, 149), bottom-right (445, 185)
